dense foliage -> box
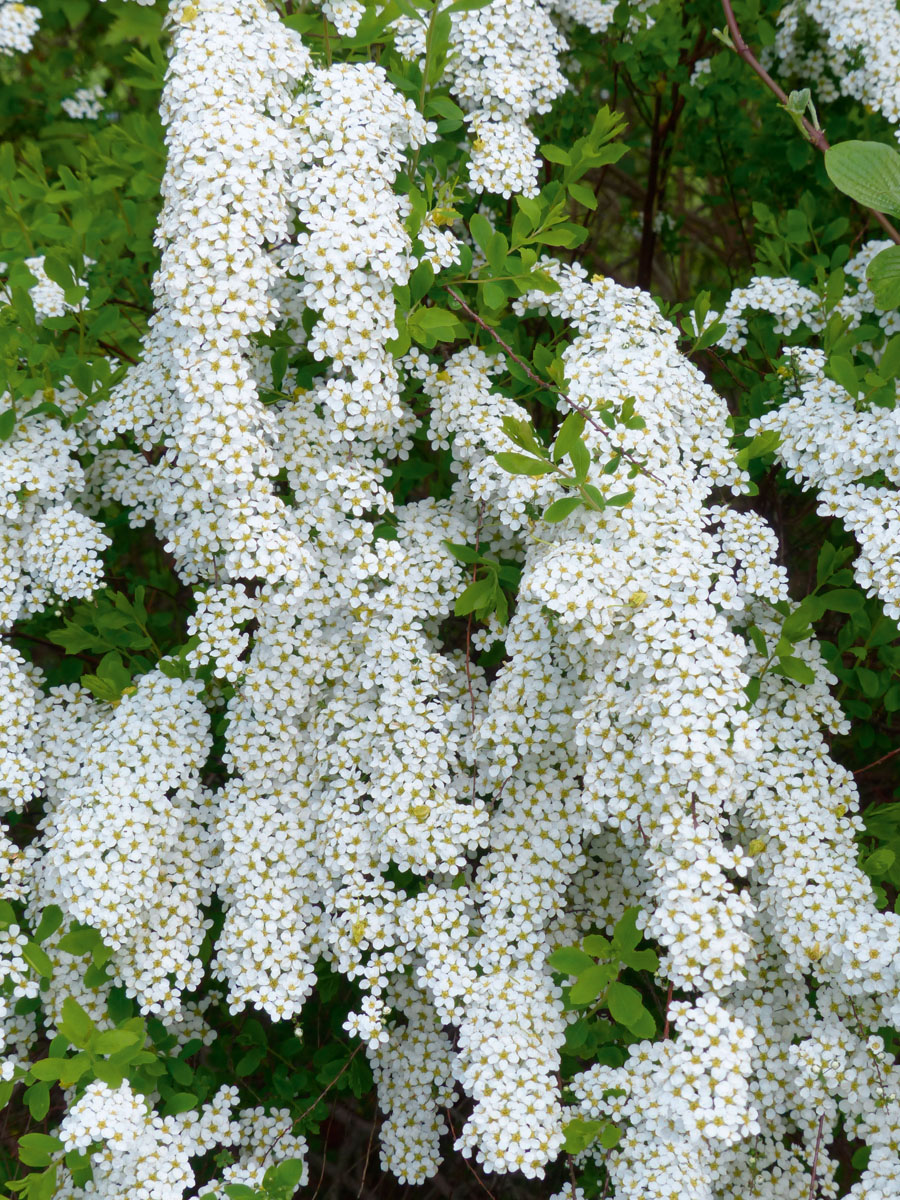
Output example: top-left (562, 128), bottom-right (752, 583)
top-left (3, 0), bottom-right (900, 1197)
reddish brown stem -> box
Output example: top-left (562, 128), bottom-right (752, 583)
top-left (854, 744), bottom-right (900, 776)
top-left (808, 1112), bottom-right (826, 1200)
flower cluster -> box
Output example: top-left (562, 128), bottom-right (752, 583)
top-left (0, 255), bottom-right (90, 324)
top-left (773, 0), bottom-right (900, 130)
top-left (5, 2), bottom-right (900, 1198)
top-left (393, 0), bottom-right (567, 197)
top-left (61, 85), bottom-right (106, 121)
top-left (0, 0), bottom-right (39, 55)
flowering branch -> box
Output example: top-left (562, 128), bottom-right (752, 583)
top-left (444, 285), bottom-right (662, 482)
top-left (718, 0), bottom-right (900, 244)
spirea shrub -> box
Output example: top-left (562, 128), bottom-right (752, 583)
top-left (3, 0), bottom-right (900, 1197)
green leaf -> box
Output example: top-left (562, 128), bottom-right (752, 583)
top-left (500, 416), bottom-right (545, 456)
top-left (735, 429), bottom-right (780, 469)
top-left (425, 96), bottom-right (465, 121)
top-left (409, 260), bottom-right (434, 305)
top-left (619, 947), bottom-right (659, 971)
top-left (0, 142), bottom-right (15, 183)
top-left (58, 1052), bottom-right (91, 1087)
top-left (547, 946), bottom-right (595, 974)
top-left (569, 963), bottom-right (617, 1005)
top-left (774, 655), bottom-right (816, 685)
top-left (612, 908), bottom-right (642, 952)
top-left (0, 408), bottom-right (15, 441)
top-left (28, 1060), bottom-right (65, 1083)
top-left (828, 354), bottom-right (859, 397)
top-left (92, 1029), bottom-right (142, 1056)
top-left (562, 1117), bottom-right (603, 1154)
top-left (581, 483), bottom-right (606, 510)
top-left (868, 245), bottom-right (900, 309)
top-left (568, 181), bottom-right (597, 210)
top-left (17, 1134), bottom-right (62, 1169)
top-left (454, 576), bottom-right (496, 617)
top-left (32, 906), bottom-right (63, 944)
top-left (469, 213), bottom-right (494, 254)
top-left (23, 1082), bottom-right (50, 1122)
top-left (493, 452), bottom-right (555, 476)
top-left (856, 666), bottom-right (881, 698)
top-left (543, 496), bottom-right (582, 523)
top-left (552, 412), bottom-right (586, 463)
top-left (542, 145), bottom-right (571, 166)
top-left (568, 439), bottom-right (591, 483)
top-left (163, 1092), bottom-right (198, 1116)
top-left (444, 541), bottom-right (480, 565)
top-left (863, 847), bottom-right (896, 877)
top-left (581, 934), bottom-right (611, 956)
top-left (57, 926), bottom-right (102, 957)
top-left (825, 141), bottom-right (900, 219)
top-left (445, 0), bottom-right (493, 10)
top-left (606, 981), bottom-right (655, 1036)
top-left (407, 305), bottom-right (465, 346)
top-left (262, 1158), bottom-right (306, 1196)
top-left (59, 998), bottom-right (94, 1049)
top-left (22, 942), bottom-right (53, 978)
top-left (599, 1122), bottom-right (623, 1149)
top-left (821, 588), bottom-right (864, 613)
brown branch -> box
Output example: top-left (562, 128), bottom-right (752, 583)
top-left (808, 1112), bottom-right (826, 1200)
top-left (662, 981), bottom-right (674, 1039)
top-left (444, 1110), bottom-right (498, 1200)
top-left (264, 1044), bottom-right (363, 1165)
top-left (719, 0), bottom-right (900, 244)
top-left (854, 745), bottom-right (900, 776)
top-left (98, 340), bottom-right (138, 365)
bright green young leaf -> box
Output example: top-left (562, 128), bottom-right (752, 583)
top-left (735, 429), bottom-right (780, 469)
top-left (92, 1028), bottom-right (142, 1056)
top-left (552, 412), bottom-right (586, 463)
top-left (547, 946), bottom-right (595, 974)
top-left (22, 941), bottom-right (53, 978)
top-left (24, 1081), bottom-right (50, 1121)
top-left (606, 981), bottom-right (655, 1036)
top-left (825, 140), bottom-right (900, 219)
top-left (569, 963), bottom-right (618, 1005)
top-left (562, 1117), bottom-right (604, 1154)
top-left (581, 934), bottom-right (611, 956)
top-left (867, 245), bottom-right (900, 309)
top-left (612, 908), bottom-right (642, 952)
top-left (774, 655), bottom-right (816, 685)
top-left (454, 575), bottom-right (496, 617)
top-left (494, 452), bottom-right (556, 476)
top-left (32, 905), bottom-right (63, 944)
top-left (543, 496), bottom-right (582, 523)
top-left (59, 998), bottom-right (94, 1048)
top-left (17, 1134), bottom-right (63, 1169)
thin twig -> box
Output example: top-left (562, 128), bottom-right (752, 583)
top-left (719, 0), bottom-right (900, 244)
top-left (662, 981), bottom-right (674, 1039)
top-left (264, 1043), bottom-right (363, 1164)
top-left (97, 340), bottom-right (138, 364)
top-left (357, 1115), bottom-right (377, 1199)
top-left (444, 1109), bottom-right (498, 1199)
top-left (808, 1112), bottom-right (826, 1200)
top-left (444, 286), bottom-right (662, 484)
top-left (854, 744), bottom-right (900, 776)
